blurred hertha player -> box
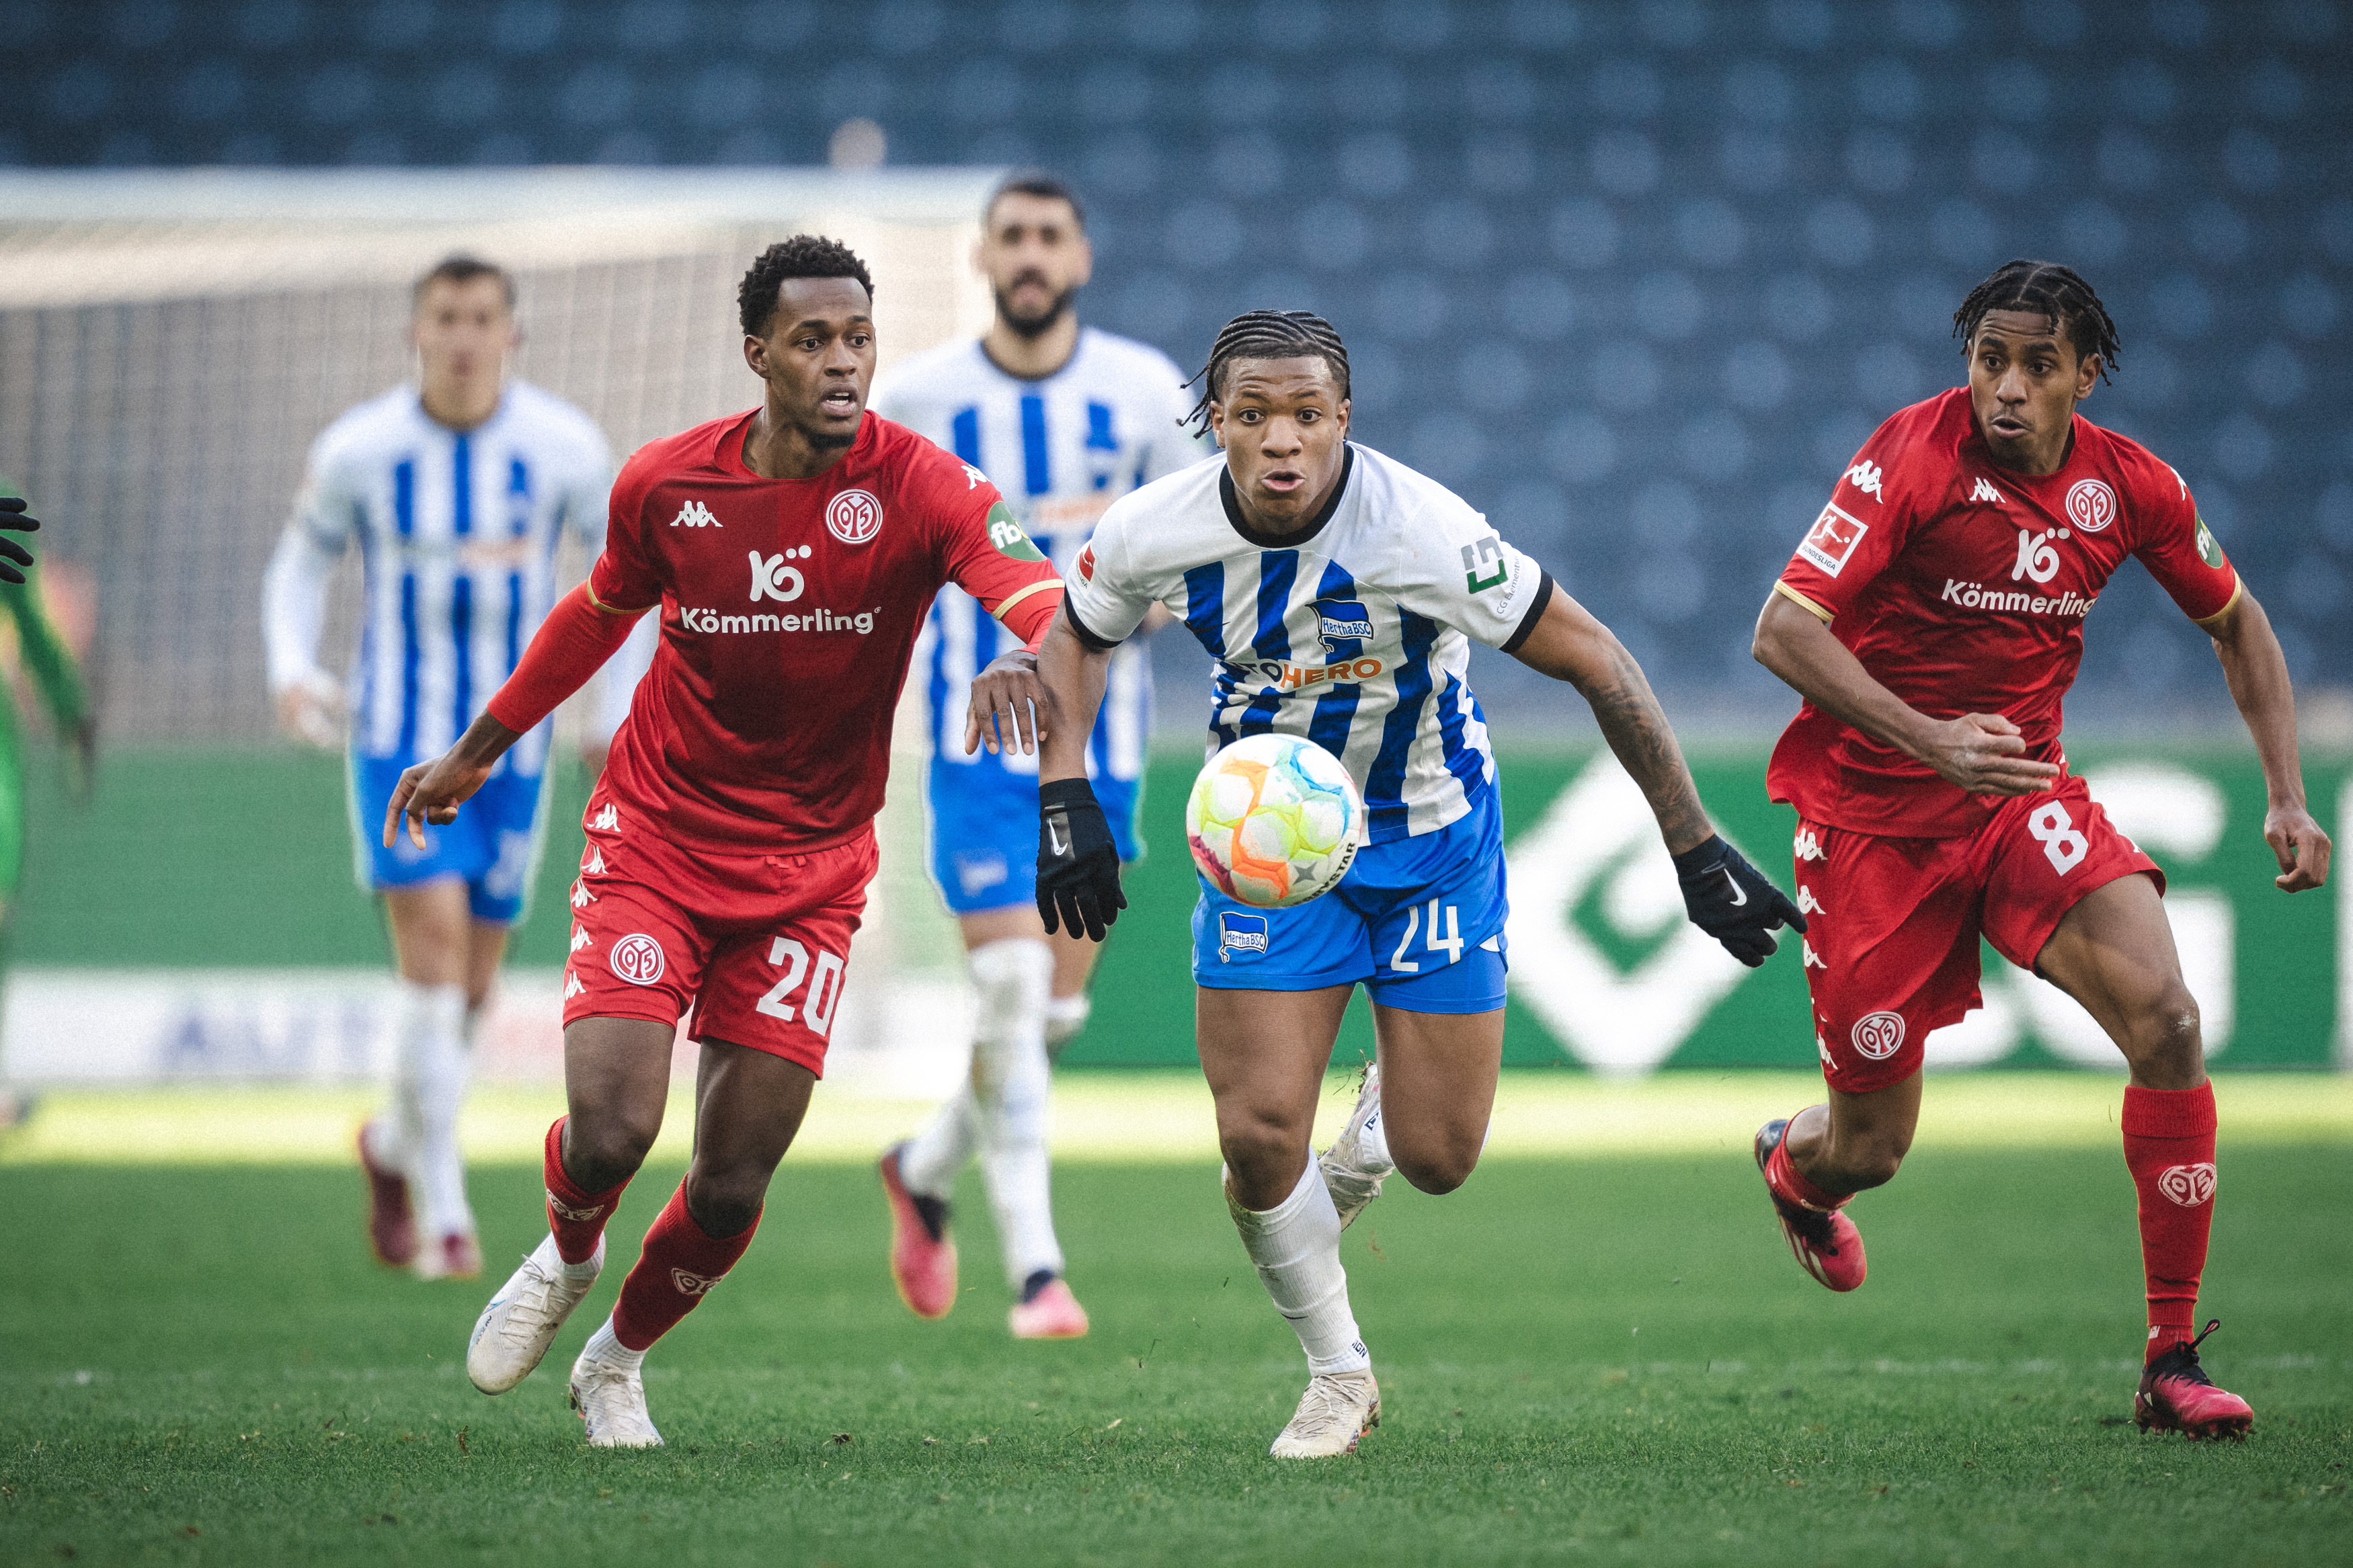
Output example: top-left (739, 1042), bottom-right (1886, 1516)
top-left (867, 173), bottom-right (1203, 1340)
top-left (1031, 311), bottom-right (1801, 1456)
top-left (1750, 261), bottom-right (2332, 1440)
top-left (389, 237), bottom-right (1064, 1447)
top-left (262, 255), bottom-right (651, 1282)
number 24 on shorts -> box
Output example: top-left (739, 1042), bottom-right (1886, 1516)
top-left (756, 937), bottom-right (846, 1036)
top-left (1388, 901), bottom-right (1465, 973)
top-left (2028, 801), bottom-right (2088, 875)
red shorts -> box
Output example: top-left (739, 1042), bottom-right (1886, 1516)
top-left (560, 792), bottom-right (878, 1078)
top-left (1794, 773), bottom-right (2163, 1094)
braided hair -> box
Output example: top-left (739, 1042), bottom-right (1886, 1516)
top-left (1952, 259), bottom-right (2122, 384)
top-left (1183, 310), bottom-right (1351, 436)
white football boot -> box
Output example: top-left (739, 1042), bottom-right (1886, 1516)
top-left (569, 1344), bottom-right (663, 1448)
top-left (467, 1235), bottom-right (602, 1395)
top-left (1270, 1369), bottom-right (1381, 1458)
top-left (1318, 1062), bottom-right (1392, 1230)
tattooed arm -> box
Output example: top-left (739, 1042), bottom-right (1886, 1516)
top-left (1507, 581), bottom-right (1714, 856)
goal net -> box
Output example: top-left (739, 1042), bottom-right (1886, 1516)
top-left (0, 167), bottom-right (999, 1092)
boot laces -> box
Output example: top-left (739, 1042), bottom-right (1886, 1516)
top-left (2151, 1318), bottom-right (2224, 1387)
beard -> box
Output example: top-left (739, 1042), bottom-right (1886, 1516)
top-left (994, 279), bottom-right (1076, 340)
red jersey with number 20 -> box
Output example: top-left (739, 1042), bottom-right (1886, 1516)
top-left (1769, 388), bottom-right (2240, 838)
top-left (591, 409), bottom-right (1062, 854)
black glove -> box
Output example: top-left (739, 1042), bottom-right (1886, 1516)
top-left (1038, 777), bottom-right (1125, 941)
top-left (0, 497), bottom-right (37, 586)
top-left (1673, 833), bottom-right (1806, 968)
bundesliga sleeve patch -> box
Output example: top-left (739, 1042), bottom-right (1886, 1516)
top-left (1796, 502), bottom-right (1869, 577)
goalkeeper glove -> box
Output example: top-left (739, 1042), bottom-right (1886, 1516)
top-left (1037, 778), bottom-right (1125, 942)
top-left (0, 496), bottom-right (37, 585)
top-left (1673, 833), bottom-right (1805, 968)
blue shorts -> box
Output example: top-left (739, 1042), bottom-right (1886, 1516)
top-left (349, 753), bottom-right (551, 925)
top-left (926, 759), bottom-right (1144, 915)
top-left (1192, 790), bottom-right (1509, 1015)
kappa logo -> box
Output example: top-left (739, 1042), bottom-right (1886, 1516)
top-left (581, 845), bottom-right (605, 875)
top-left (1794, 827), bottom-right (1826, 862)
top-left (569, 924), bottom-right (592, 953)
top-left (670, 499), bottom-right (721, 528)
top-left (569, 880), bottom-right (595, 908)
top-left (749, 548), bottom-right (808, 604)
top-left (2157, 1162), bottom-right (2217, 1207)
top-left (1795, 884), bottom-right (1825, 915)
top-left (960, 462), bottom-right (988, 489)
top-left (2065, 477), bottom-right (2116, 534)
top-left (1817, 1032), bottom-right (1837, 1070)
top-left (1796, 503), bottom-right (1870, 577)
top-left (1802, 940), bottom-right (1827, 969)
top-left (826, 487), bottom-right (883, 544)
top-left (1845, 460), bottom-right (1885, 499)
top-left (1217, 911), bottom-right (1270, 962)
top-left (1851, 1010), bottom-right (1906, 1061)
top-left (563, 969), bottom-right (586, 998)
top-left (547, 1190), bottom-right (605, 1223)
top-left (670, 1268), bottom-right (721, 1296)
top-left (591, 803), bottom-right (620, 833)
top-left (1970, 478), bottom-right (2005, 505)
top-left (609, 932), bottom-right (666, 986)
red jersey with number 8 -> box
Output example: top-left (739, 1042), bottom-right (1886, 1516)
top-left (590, 409), bottom-right (1062, 853)
top-left (1769, 388), bottom-right (2239, 838)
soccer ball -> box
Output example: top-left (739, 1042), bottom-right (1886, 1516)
top-left (1185, 733), bottom-right (1363, 909)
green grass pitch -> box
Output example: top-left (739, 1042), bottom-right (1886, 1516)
top-left (3, 1140), bottom-right (2348, 1566)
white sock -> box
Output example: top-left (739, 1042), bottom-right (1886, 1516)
top-left (900, 1087), bottom-right (980, 1198)
top-left (1229, 1161), bottom-right (1371, 1376)
top-left (963, 939), bottom-right (1063, 1287)
top-left (1043, 992), bottom-right (1091, 1056)
top-left (581, 1316), bottom-right (644, 1373)
top-left (392, 979), bottom-right (472, 1240)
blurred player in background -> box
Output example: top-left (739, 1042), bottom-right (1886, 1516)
top-left (867, 172), bottom-right (1205, 1340)
top-left (0, 481), bottom-right (93, 1132)
top-left (395, 237), bottom-right (1064, 1448)
top-left (262, 255), bottom-right (653, 1282)
top-left (1031, 311), bottom-right (1800, 1456)
top-left (1750, 260), bottom-right (2332, 1440)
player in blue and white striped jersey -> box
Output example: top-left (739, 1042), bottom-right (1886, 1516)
top-left (1037, 311), bottom-right (1802, 1456)
top-left (867, 173), bottom-right (1208, 1341)
top-left (262, 255), bottom-right (655, 1283)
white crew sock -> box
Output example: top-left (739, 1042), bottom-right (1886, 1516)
top-left (581, 1315), bottom-right (645, 1373)
top-left (1228, 1161), bottom-right (1371, 1376)
top-left (957, 938), bottom-right (1063, 1287)
top-left (1043, 992), bottom-right (1091, 1057)
top-left (391, 979), bottom-right (473, 1241)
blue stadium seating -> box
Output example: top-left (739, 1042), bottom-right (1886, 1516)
top-left (10, 0), bottom-right (2350, 709)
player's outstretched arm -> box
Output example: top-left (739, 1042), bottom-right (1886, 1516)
top-left (1513, 581), bottom-right (1804, 966)
top-left (2202, 587), bottom-right (2331, 892)
top-left (384, 710), bottom-right (520, 849)
top-left (1030, 610), bottom-right (1123, 941)
top-left (0, 495), bottom-right (37, 585)
top-left (1752, 590), bottom-right (2062, 797)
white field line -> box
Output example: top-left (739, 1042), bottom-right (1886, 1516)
top-left (3, 1072), bottom-right (2348, 1167)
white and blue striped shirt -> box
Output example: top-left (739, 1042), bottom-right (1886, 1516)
top-left (1063, 444), bottom-right (1554, 843)
top-left (871, 327), bottom-right (1206, 782)
top-left (263, 382), bottom-right (629, 777)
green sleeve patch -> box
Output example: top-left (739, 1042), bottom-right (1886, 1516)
top-left (2194, 513), bottom-right (2225, 569)
top-left (986, 501), bottom-right (1047, 563)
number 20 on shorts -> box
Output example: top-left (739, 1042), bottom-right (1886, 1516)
top-left (756, 937), bottom-right (846, 1036)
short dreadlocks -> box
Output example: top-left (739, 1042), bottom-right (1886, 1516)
top-left (1184, 310), bottom-right (1351, 436)
top-left (1952, 259), bottom-right (2122, 384)
top-left (737, 235), bottom-right (875, 339)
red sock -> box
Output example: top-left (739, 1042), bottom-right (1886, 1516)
top-left (2121, 1082), bottom-right (2217, 1361)
top-left (610, 1181), bottom-right (760, 1352)
top-left (1767, 1119), bottom-right (1851, 1210)
top-left (543, 1116), bottom-right (630, 1266)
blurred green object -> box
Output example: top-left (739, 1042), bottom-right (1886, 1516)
top-left (0, 476), bottom-right (93, 907)
top-left (10, 746), bottom-right (2344, 1071)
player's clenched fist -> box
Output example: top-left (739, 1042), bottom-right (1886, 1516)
top-left (1913, 711), bottom-right (2063, 797)
top-left (2264, 804), bottom-right (2331, 893)
top-left (1037, 778), bottom-right (1125, 941)
top-left (964, 648), bottom-right (1049, 756)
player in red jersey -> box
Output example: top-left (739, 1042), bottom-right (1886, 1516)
top-left (383, 237), bottom-right (1064, 1446)
top-left (1749, 261), bottom-right (2331, 1441)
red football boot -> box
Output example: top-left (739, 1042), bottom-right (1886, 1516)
top-left (879, 1143), bottom-right (957, 1319)
top-left (2136, 1320), bottom-right (2253, 1440)
top-left (1755, 1118), bottom-right (1866, 1292)
top-left (356, 1119), bottom-right (418, 1268)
